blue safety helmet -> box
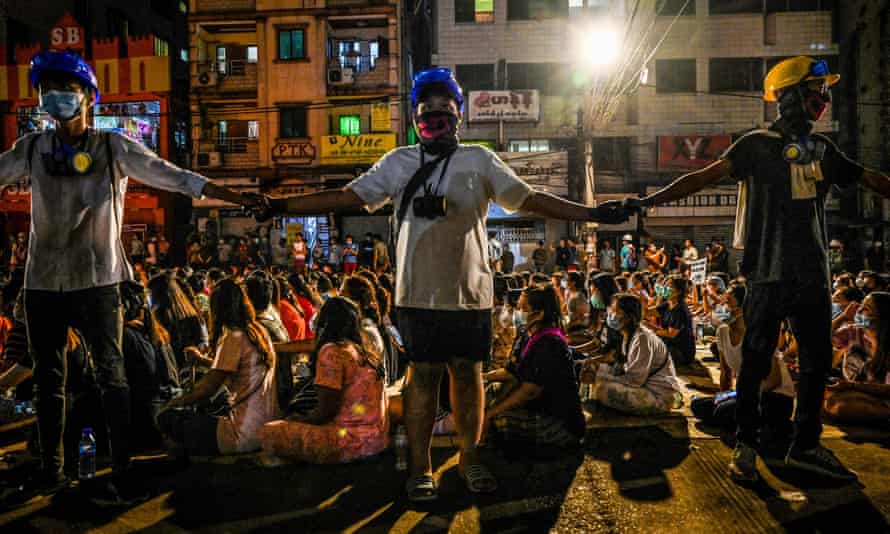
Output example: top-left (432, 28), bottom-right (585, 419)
top-left (410, 67), bottom-right (464, 114)
top-left (29, 50), bottom-right (101, 104)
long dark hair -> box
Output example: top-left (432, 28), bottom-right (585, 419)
top-left (313, 296), bottom-right (383, 378)
top-left (121, 280), bottom-right (171, 348)
top-left (613, 293), bottom-right (642, 335)
top-left (590, 272), bottom-right (620, 305)
top-left (288, 273), bottom-right (313, 301)
top-left (148, 272), bottom-right (200, 322)
top-left (865, 292), bottom-right (890, 383)
top-left (340, 275), bottom-right (381, 326)
top-left (209, 278), bottom-right (274, 368)
top-left (525, 284), bottom-right (563, 330)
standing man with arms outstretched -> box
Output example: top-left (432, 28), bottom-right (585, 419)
top-left (250, 67), bottom-right (630, 501)
top-left (2, 51), bottom-right (260, 503)
top-left (622, 57), bottom-right (890, 482)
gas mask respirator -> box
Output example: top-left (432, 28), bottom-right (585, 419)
top-left (777, 85), bottom-right (831, 165)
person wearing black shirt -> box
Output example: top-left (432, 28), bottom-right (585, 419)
top-left (623, 57), bottom-right (890, 482)
top-left (647, 275), bottom-right (695, 366)
top-left (483, 284), bottom-right (585, 448)
top-left (357, 233), bottom-right (376, 270)
top-left (555, 239), bottom-right (571, 272)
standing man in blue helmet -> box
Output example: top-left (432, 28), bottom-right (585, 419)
top-left (0, 50), bottom-right (258, 502)
top-left (248, 67), bottom-right (630, 501)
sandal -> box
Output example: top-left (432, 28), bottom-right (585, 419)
top-left (460, 464), bottom-right (498, 494)
top-left (405, 474), bottom-right (438, 503)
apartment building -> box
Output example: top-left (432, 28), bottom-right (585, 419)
top-left (0, 2), bottom-right (192, 255)
top-left (433, 0), bottom-right (839, 265)
top-left (188, 0), bottom-right (402, 249)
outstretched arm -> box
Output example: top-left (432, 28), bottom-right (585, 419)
top-left (862, 168), bottom-right (890, 200)
top-left (276, 188), bottom-right (365, 215)
top-left (520, 190), bottom-right (628, 223)
top-left (640, 159), bottom-right (731, 207)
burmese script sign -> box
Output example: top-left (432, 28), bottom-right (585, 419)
top-left (319, 134), bottom-right (396, 165)
top-left (469, 90), bottom-right (540, 122)
top-left (497, 151), bottom-right (568, 197)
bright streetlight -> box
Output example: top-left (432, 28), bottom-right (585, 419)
top-left (573, 25), bottom-right (621, 69)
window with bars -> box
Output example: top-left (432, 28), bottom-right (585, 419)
top-left (279, 29), bottom-right (305, 60)
top-left (280, 107), bottom-right (308, 138)
top-left (339, 115), bottom-right (361, 135)
top-left (456, 64), bottom-right (495, 91)
top-left (154, 38), bottom-right (169, 57)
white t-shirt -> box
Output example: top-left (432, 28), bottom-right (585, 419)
top-left (347, 144), bottom-right (532, 310)
top-left (717, 323), bottom-right (794, 397)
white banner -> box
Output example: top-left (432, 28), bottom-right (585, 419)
top-left (468, 90), bottom-right (540, 122)
top-left (497, 151), bottom-right (568, 197)
top-left (689, 258), bottom-right (708, 285)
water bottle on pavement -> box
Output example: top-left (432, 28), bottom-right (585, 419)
top-left (394, 425), bottom-right (408, 472)
top-left (78, 427), bottom-right (97, 480)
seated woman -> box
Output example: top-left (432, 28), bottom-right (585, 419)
top-left (483, 284), bottom-right (586, 449)
top-left (584, 293), bottom-right (683, 416)
top-left (259, 297), bottom-right (388, 464)
top-left (564, 272), bottom-right (590, 345)
top-left (825, 292), bottom-right (890, 425)
top-left (646, 275), bottom-right (696, 366)
top-left (158, 278), bottom-right (279, 456)
top-left (491, 275), bottom-right (517, 370)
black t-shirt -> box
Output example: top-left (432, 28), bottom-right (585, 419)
top-left (508, 332), bottom-right (586, 438)
top-left (657, 302), bottom-right (695, 362)
top-left (555, 247), bottom-right (571, 268)
top-left (724, 131), bottom-right (863, 283)
top-left (357, 239), bottom-right (375, 267)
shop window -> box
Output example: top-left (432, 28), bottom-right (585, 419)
top-left (279, 29), bottom-right (305, 60)
top-left (280, 106), bottom-right (308, 138)
top-left (456, 64), bottom-right (495, 91)
top-left (339, 115), bottom-right (361, 135)
top-left (508, 139), bottom-right (550, 152)
top-left (455, 0), bottom-right (495, 23)
top-left (656, 59), bottom-right (696, 93)
top-left (709, 58), bottom-right (762, 92)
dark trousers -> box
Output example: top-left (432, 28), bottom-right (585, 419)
top-left (24, 284), bottom-right (131, 477)
top-left (736, 279), bottom-right (831, 451)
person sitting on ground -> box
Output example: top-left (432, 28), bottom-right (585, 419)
top-left (158, 279), bottom-right (279, 456)
top-left (573, 273), bottom-right (621, 356)
top-left (259, 297), bottom-right (388, 464)
top-left (275, 277), bottom-right (308, 342)
top-left (824, 292), bottom-right (890, 425)
top-left (690, 285), bottom-right (795, 454)
top-left (187, 273), bottom-right (210, 323)
top-left (831, 286), bottom-right (865, 334)
top-left (288, 274), bottom-right (317, 336)
top-left (565, 271), bottom-right (590, 344)
top-left (119, 280), bottom-right (180, 451)
top-left (581, 294), bottom-right (683, 416)
top-left (491, 276), bottom-right (517, 370)
top-left (483, 284), bottom-right (585, 449)
top-left (148, 273), bottom-right (208, 370)
top-left (340, 276), bottom-right (387, 379)
top-left (646, 275), bottom-right (696, 366)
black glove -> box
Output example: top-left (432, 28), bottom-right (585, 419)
top-left (241, 193), bottom-right (278, 223)
top-left (590, 202), bottom-right (631, 225)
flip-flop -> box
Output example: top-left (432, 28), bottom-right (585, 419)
top-left (460, 464), bottom-right (498, 494)
top-left (405, 474), bottom-right (438, 503)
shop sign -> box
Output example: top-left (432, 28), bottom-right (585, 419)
top-left (497, 151), bottom-right (568, 197)
top-left (272, 141), bottom-right (316, 163)
top-left (371, 103), bottom-right (391, 132)
top-left (658, 135), bottom-right (731, 171)
top-left (49, 13), bottom-right (85, 51)
top-left (320, 134), bottom-right (396, 165)
top-left (468, 90), bottom-right (540, 122)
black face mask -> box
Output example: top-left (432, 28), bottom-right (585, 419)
top-left (415, 111), bottom-right (459, 155)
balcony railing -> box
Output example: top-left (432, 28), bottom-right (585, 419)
top-left (326, 56), bottom-right (396, 95)
top-left (196, 138), bottom-right (259, 169)
top-left (193, 61), bottom-right (258, 92)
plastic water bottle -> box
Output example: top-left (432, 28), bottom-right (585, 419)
top-left (78, 428), bottom-right (97, 480)
top-left (394, 425), bottom-right (408, 472)
top-left (696, 320), bottom-right (704, 341)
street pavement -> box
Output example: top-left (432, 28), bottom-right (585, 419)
top-left (2, 345), bottom-right (889, 533)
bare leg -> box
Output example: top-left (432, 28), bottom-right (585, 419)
top-left (403, 362), bottom-right (445, 478)
top-left (447, 358), bottom-right (484, 472)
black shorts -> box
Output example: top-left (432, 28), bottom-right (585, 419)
top-left (396, 307), bottom-right (492, 363)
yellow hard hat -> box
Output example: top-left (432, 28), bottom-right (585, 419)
top-left (763, 56), bottom-right (840, 103)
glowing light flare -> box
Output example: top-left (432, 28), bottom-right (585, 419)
top-left (572, 25), bottom-right (621, 69)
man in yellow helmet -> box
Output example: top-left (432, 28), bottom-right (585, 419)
top-left (615, 56), bottom-right (890, 483)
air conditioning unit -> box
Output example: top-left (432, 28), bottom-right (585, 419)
top-left (197, 71), bottom-right (219, 87)
top-left (328, 67), bottom-right (354, 85)
top-left (197, 151), bottom-right (222, 168)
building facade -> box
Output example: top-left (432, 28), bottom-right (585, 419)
top-left (187, 0), bottom-right (403, 252)
top-left (0, 2), bottom-right (192, 256)
top-left (433, 0), bottom-right (840, 269)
